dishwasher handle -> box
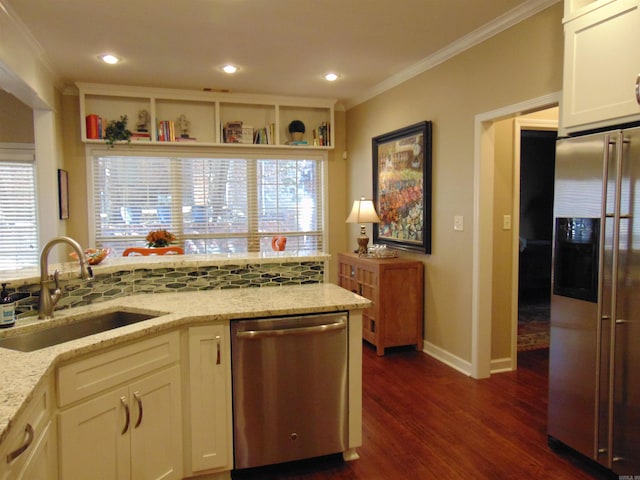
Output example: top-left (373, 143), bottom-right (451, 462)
top-left (236, 318), bottom-right (346, 339)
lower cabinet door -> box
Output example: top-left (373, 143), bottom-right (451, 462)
top-left (129, 366), bottom-right (183, 480)
top-left (15, 421), bottom-right (57, 480)
top-left (188, 325), bottom-right (232, 473)
top-left (59, 386), bottom-right (131, 479)
top-left (59, 366), bottom-right (182, 480)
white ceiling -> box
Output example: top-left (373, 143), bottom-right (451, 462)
top-left (3, 0), bottom-right (553, 107)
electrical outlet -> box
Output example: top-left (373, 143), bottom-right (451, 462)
top-left (454, 215), bottom-right (464, 231)
top-left (503, 215), bottom-right (512, 230)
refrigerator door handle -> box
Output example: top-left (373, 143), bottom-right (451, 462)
top-left (594, 134), bottom-right (616, 460)
top-left (605, 131), bottom-right (626, 469)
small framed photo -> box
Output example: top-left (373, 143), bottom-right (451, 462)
top-left (372, 121), bottom-right (432, 254)
top-left (58, 169), bottom-right (69, 219)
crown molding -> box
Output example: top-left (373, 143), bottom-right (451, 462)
top-left (0, 0), bottom-right (62, 90)
top-left (344, 0), bottom-right (561, 110)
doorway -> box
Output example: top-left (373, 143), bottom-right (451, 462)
top-left (517, 129), bottom-right (556, 353)
top-left (472, 92), bottom-right (561, 379)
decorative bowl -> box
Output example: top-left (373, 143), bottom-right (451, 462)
top-left (69, 248), bottom-right (111, 265)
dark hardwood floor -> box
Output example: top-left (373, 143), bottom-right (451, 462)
top-left (232, 344), bottom-right (616, 480)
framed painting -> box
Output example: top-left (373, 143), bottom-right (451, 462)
top-left (372, 121), bottom-right (432, 254)
top-left (58, 169), bottom-right (69, 219)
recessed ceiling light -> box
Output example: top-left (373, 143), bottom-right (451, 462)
top-left (222, 64), bottom-right (238, 74)
top-left (99, 54), bottom-right (121, 65)
top-left (324, 72), bottom-right (339, 82)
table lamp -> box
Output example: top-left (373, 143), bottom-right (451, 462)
top-left (346, 197), bottom-right (381, 255)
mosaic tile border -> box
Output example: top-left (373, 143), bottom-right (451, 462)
top-left (9, 261), bottom-right (324, 319)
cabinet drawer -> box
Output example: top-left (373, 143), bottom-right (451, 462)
top-left (1, 379), bottom-right (52, 476)
top-left (58, 331), bottom-right (180, 407)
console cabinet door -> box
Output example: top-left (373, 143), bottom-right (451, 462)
top-left (562, 0), bottom-right (640, 132)
top-left (187, 325), bottom-right (232, 473)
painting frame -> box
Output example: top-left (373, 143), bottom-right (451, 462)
top-left (372, 121), bottom-right (432, 254)
top-left (58, 169), bottom-right (69, 220)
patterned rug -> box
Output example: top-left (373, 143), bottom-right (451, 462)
top-left (518, 302), bottom-right (550, 351)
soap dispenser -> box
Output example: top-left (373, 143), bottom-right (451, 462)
top-left (0, 283), bottom-right (15, 327)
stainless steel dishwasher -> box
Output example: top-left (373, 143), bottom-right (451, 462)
top-left (231, 312), bottom-right (348, 469)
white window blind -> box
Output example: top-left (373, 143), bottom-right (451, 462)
top-left (0, 148), bottom-right (38, 269)
top-left (92, 154), bottom-right (324, 254)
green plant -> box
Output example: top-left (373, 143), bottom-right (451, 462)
top-left (105, 115), bottom-right (132, 147)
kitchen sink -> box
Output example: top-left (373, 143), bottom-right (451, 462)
top-left (0, 310), bottom-right (161, 352)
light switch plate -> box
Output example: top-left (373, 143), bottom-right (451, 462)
top-left (503, 214), bottom-right (512, 230)
top-left (454, 215), bottom-right (464, 231)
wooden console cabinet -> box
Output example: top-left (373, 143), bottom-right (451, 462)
top-left (338, 252), bottom-right (424, 356)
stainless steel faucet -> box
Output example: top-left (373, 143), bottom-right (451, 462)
top-left (38, 236), bottom-right (93, 319)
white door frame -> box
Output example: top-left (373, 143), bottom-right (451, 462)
top-left (471, 91), bottom-right (561, 379)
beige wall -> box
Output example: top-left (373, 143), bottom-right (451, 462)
top-left (491, 117), bottom-right (516, 359)
top-left (0, 90), bottom-right (34, 143)
top-left (61, 94), bottom-right (89, 247)
top-left (345, 4), bottom-right (563, 364)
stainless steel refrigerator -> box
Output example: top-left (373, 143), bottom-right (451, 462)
top-left (548, 127), bottom-right (640, 475)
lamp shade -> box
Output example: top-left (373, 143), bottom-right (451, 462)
top-left (346, 198), bottom-right (381, 224)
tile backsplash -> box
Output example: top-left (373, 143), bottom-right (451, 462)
top-left (11, 261), bottom-right (324, 319)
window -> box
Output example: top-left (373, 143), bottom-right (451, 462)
top-left (0, 146), bottom-right (38, 269)
top-left (91, 152), bottom-right (325, 254)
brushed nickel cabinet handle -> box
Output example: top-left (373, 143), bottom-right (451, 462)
top-left (6, 423), bottom-right (34, 463)
top-left (120, 396), bottom-right (130, 435)
top-left (636, 74), bottom-right (640, 105)
top-left (133, 392), bottom-right (143, 428)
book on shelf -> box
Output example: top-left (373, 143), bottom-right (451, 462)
top-left (85, 114), bottom-right (102, 139)
top-left (268, 123), bottom-right (274, 144)
top-left (158, 120), bottom-right (176, 142)
top-left (131, 131), bottom-right (151, 142)
top-left (253, 125), bottom-right (274, 145)
top-left (312, 121), bottom-right (331, 146)
top-left (241, 125), bottom-right (254, 145)
top-left (223, 121), bottom-right (243, 143)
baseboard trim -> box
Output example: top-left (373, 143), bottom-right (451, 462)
top-left (423, 341), bottom-right (515, 376)
top-left (423, 340), bottom-right (472, 376)
top-left (490, 356), bottom-right (514, 373)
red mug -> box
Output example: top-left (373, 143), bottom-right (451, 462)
top-left (271, 236), bottom-right (287, 251)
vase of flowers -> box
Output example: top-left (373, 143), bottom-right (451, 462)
top-left (146, 229), bottom-right (176, 248)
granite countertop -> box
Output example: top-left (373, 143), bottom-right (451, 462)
top-left (0, 283), bottom-right (369, 445)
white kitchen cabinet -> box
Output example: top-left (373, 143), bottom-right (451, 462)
top-left (58, 384), bottom-right (130, 478)
top-left (59, 365), bottom-right (182, 480)
top-left (0, 378), bottom-right (56, 480)
top-left (185, 324), bottom-right (232, 475)
top-left (13, 421), bottom-right (56, 480)
top-left (57, 332), bottom-right (182, 479)
top-left (561, 0), bottom-right (640, 133)
top-left (78, 82), bottom-right (335, 148)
